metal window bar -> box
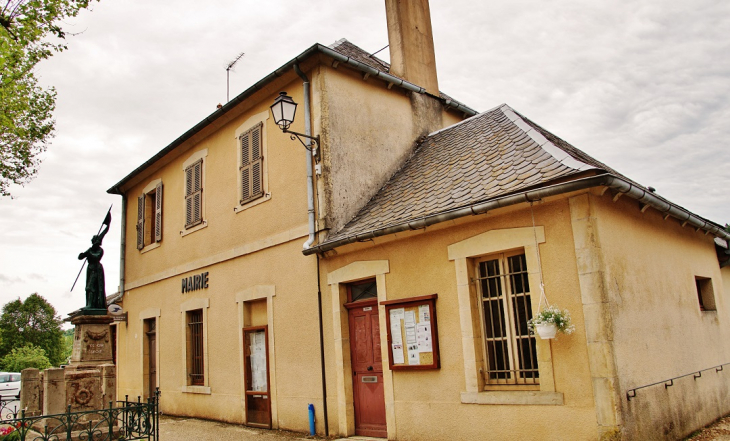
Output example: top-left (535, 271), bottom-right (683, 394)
top-left (478, 253), bottom-right (539, 385)
top-left (188, 309), bottom-right (204, 386)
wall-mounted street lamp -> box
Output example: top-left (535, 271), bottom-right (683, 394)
top-left (270, 92), bottom-right (320, 156)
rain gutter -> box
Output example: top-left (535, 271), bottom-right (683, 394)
top-left (303, 173), bottom-right (730, 256)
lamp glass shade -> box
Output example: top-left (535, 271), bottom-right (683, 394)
top-left (270, 92), bottom-right (297, 129)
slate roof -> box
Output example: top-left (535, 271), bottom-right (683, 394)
top-left (320, 104), bottom-right (628, 246)
top-left (329, 39), bottom-right (459, 103)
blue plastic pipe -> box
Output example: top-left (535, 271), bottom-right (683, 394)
top-left (308, 403), bottom-right (315, 435)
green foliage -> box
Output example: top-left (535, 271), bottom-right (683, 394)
top-left (62, 328), bottom-right (73, 363)
top-left (0, 343), bottom-right (51, 371)
top-left (0, 293), bottom-right (64, 366)
top-left (1, 0), bottom-right (97, 197)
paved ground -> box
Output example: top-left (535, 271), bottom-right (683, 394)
top-left (161, 413), bottom-right (730, 441)
top-left (686, 415), bottom-right (730, 440)
top-left (159, 415), bottom-right (392, 441)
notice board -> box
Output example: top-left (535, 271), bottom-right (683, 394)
top-left (381, 294), bottom-right (439, 370)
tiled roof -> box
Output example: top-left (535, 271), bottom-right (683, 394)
top-left (329, 39), bottom-right (458, 103)
top-left (322, 104), bottom-right (620, 245)
top-left (330, 39), bottom-right (391, 73)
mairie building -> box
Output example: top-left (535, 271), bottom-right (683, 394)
top-left (107, 1), bottom-right (730, 439)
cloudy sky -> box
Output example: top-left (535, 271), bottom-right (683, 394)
top-left (1, 0), bottom-right (729, 321)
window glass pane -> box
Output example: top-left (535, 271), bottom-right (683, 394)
top-left (516, 338), bottom-right (539, 379)
top-left (487, 340), bottom-right (509, 379)
top-left (350, 281), bottom-right (377, 302)
top-left (482, 298), bottom-right (506, 338)
top-left (512, 296), bottom-right (532, 336)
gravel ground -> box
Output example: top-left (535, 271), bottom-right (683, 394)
top-left (685, 415), bottom-right (730, 441)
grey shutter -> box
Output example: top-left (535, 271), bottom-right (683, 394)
top-left (240, 123), bottom-right (264, 204)
top-left (185, 160), bottom-right (203, 228)
top-left (136, 194), bottom-right (144, 250)
top-left (155, 181), bottom-right (163, 242)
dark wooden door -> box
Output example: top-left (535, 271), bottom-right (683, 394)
top-left (146, 321), bottom-right (157, 398)
top-left (348, 300), bottom-right (386, 438)
top-left (244, 326), bottom-right (271, 429)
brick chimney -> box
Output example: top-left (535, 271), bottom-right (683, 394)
top-left (385, 0), bottom-right (439, 95)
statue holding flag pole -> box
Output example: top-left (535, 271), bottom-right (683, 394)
top-left (73, 207), bottom-right (112, 314)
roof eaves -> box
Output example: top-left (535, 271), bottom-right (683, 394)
top-left (303, 173), bottom-right (730, 256)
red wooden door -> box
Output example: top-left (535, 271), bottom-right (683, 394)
top-left (348, 300), bottom-right (386, 438)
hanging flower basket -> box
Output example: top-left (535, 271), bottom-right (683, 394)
top-left (528, 305), bottom-right (575, 339)
top-left (534, 323), bottom-right (558, 339)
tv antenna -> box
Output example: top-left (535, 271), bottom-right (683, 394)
top-left (226, 52), bottom-right (245, 103)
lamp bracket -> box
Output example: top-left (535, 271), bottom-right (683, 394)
top-left (283, 128), bottom-right (320, 160)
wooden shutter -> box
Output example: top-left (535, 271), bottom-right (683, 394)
top-left (136, 194), bottom-right (144, 250)
top-left (185, 160), bottom-right (203, 229)
top-left (155, 181), bottom-right (163, 242)
top-left (240, 123), bottom-right (264, 204)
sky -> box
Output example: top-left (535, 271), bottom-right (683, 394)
top-left (1, 0), bottom-right (729, 321)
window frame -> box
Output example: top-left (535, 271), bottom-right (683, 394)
top-left (180, 297), bottom-right (210, 394)
top-left (475, 251), bottom-right (538, 386)
top-left (448, 226), bottom-right (562, 405)
top-left (137, 179), bottom-right (163, 252)
top-left (181, 149), bottom-right (208, 236)
top-left (234, 111), bottom-right (271, 213)
top-left (239, 122), bottom-right (265, 206)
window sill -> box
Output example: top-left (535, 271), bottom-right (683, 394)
top-left (181, 221), bottom-right (208, 237)
top-left (234, 193), bottom-right (271, 214)
top-left (461, 390), bottom-right (563, 406)
top-left (140, 242), bottom-right (161, 254)
top-left (182, 385), bottom-right (211, 394)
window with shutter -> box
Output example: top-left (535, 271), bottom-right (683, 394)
top-left (185, 159), bottom-right (203, 229)
top-left (240, 123), bottom-right (264, 205)
top-left (154, 181), bottom-right (163, 242)
top-left (137, 180), bottom-right (164, 251)
top-left (136, 194), bottom-right (144, 250)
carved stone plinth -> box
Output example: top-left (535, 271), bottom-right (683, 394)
top-left (70, 314), bottom-right (114, 366)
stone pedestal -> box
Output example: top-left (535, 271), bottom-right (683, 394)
top-left (20, 314), bottom-right (117, 425)
top-left (70, 314), bottom-right (114, 366)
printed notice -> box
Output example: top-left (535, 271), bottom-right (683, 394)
top-left (392, 344), bottom-right (405, 364)
top-left (407, 343), bottom-right (420, 365)
top-left (419, 304), bottom-right (430, 322)
top-left (389, 308), bottom-right (404, 345)
top-left (404, 311), bottom-right (417, 344)
top-left (417, 323), bottom-right (432, 352)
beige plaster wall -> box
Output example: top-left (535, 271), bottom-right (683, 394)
top-left (116, 239), bottom-right (323, 430)
top-left (315, 64), bottom-right (462, 235)
top-left (589, 192), bottom-right (730, 440)
top-left (123, 78), bottom-right (310, 286)
top-left (319, 198), bottom-right (600, 440)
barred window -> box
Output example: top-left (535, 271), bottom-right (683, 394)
top-left (187, 309), bottom-right (204, 386)
top-left (476, 252), bottom-right (538, 385)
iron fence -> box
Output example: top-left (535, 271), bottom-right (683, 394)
top-left (0, 391), bottom-right (159, 441)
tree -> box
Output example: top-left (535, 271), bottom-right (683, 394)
top-left (1, 0), bottom-right (97, 197)
top-left (0, 293), bottom-right (64, 366)
top-left (0, 343), bottom-right (51, 371)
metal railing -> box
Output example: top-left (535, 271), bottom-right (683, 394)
top-left (0, 390), bottom-right (159, 440)
top-left (626, 363), bottom-right (730, 401)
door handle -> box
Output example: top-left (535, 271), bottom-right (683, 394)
top-left (367, 366), bottom-right (373, 371)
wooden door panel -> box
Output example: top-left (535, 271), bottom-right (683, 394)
top-left (371, 314), bottom-right (382, 366)
top-left (348, 303), bottom-right (386, 438)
